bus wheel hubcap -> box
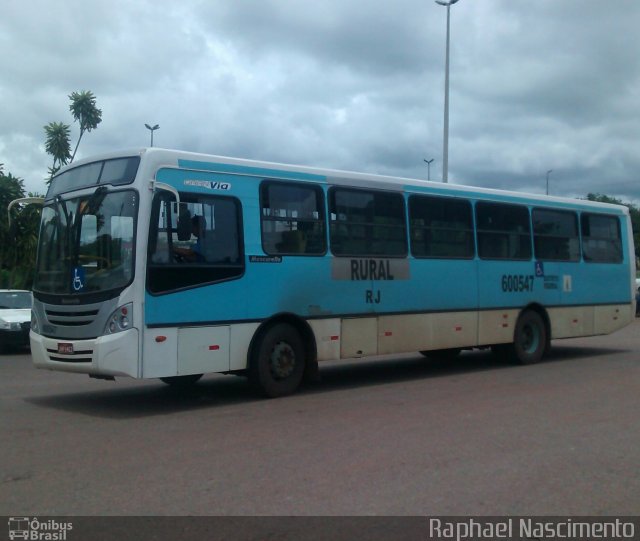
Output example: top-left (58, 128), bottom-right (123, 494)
top-left (270, 342), bottom-right (296, 379)
top-left (522, 324), bottom-right (539, 353)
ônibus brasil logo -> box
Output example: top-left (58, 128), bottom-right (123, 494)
top-left (8, 518), bottom-right (73, 540)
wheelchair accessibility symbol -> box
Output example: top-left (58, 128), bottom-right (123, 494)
top-left (72, 267), bottom-right (85, 292)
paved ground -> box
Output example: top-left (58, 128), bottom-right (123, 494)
top-left (1, 320), bottom-right (639, 516)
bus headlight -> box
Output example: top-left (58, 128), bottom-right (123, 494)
top-left (104, 303), bottom-right (133, 335)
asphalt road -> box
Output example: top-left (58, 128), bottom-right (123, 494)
top-left (2, 320), bottom-right (640, 516)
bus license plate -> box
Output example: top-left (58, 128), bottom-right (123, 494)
top-left (58, 343), bottom-right (74, 354)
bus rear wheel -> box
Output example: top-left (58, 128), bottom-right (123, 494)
top-left (249, 323), bottom-right (305, 398)
top-left (512, 310), bottom-right (547, 364)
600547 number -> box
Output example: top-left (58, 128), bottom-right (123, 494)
top-left (501, 274), bottom-right (535, 293)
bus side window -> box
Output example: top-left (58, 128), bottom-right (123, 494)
top-left (260, 181), bottom-right (326, 256)
top-left (581, 213), bottom-right (623, 263)
top-left (533, 208), bottom-right (580, 262)
top-left (476, 202), bottom-right (532, 261)
top-left (329, 188), bottom-right (407, 257)
top-left (409, 195), bottom-right (474, 259)
top-left (147, 193), bottom-right (244, 293)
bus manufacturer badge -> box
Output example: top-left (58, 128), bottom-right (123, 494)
top-left (58, 343), bottom-right (74, 355)
top-left (184, 179), bottom-right (231, 191)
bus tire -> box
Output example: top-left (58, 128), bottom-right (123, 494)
top-left (160, 374), bottom-right (203, 387)
top-left (249, 323), bottom-right (305, 398)
top-left (419, 348), bottom-right (461, 360)
top-left (512, 310), bottom-right (547, 364)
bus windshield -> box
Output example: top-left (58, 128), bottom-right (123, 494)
top-left (34, 189), bottom-right (138, 295)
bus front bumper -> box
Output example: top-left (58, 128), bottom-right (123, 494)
top-left (30, 329), bottom-right (139, 378)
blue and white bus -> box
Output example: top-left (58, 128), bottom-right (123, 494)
top-left (29, 148), bottom-right (637, 396)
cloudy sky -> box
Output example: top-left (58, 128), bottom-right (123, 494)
top-left (2, 0), bottom-right (639, 203)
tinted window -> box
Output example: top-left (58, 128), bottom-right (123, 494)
top-left (409, 195), bottom-right (474, 258)
top-left (47, 157), bottom-right (140, 198)
top-left (147, 194), bottom-right (244, 293)
top-left (581, 213), bottom-right (622, 263)
top-left (533, 208), bottom-right (580, 261)
top-left (476, 202), bottom-right (531, 260)
top-left (329, 188), bottom-right (407, 257)
top-left (260, 182), bottom-right (326, 255)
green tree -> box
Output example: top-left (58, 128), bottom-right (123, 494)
top-left (44, 90), bottom-right (102, 183)
top-left (69, 90), bottom-right (102, 162)
top-left (44, 121), bottom-right (71, 182)
top-left (0, 165), bottom-right (41, 288)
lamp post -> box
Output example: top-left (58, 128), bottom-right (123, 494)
top-left (424, 158), bottom-right (435, 181)
top-left (145, 123), bottom-right (160, 147)
top-left (546, 169), bottom-right (553, 195)
top-left (435, 0), bottom-right (460, 183)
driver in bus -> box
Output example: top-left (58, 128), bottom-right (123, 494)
top-left (173, 215), bottom-right (206, 262)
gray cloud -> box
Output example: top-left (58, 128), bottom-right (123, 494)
top-left (1, 0), bottom-right (639, 205)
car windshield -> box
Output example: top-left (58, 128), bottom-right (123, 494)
top-left (34, 189), bottom-right (138, 295)
top-left (0, 292), bottom-right (32, 309)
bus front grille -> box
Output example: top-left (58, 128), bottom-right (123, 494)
top-left (45, 308), bottom-right (99, 327)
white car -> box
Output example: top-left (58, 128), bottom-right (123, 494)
top-left (0, 289), bottom-right (32, 352)
top-left (636, 278), bottom-right (640, 316)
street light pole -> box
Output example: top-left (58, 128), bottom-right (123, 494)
top-left (145, 123), bottom-right (160, 147)
top-left (424, 158), bottom-right (435, 181)
top-left (435, 0), bottom-right (460, 183)
top-left (546, 169), bottom-right (553, 195)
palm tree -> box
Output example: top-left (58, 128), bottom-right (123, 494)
top-left (44, 121), bottom-right (71, 182)
top-left (69, 90), bottom-right (102, 162)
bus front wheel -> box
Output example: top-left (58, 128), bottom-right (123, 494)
top-left (249, 323), bottom-right (305, 398)
top-left (512, 310), bottom-right (547, 364)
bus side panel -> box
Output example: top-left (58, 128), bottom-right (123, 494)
top-left (308, 319), bottom-right (341, 362)
top-left (229, 323), bottom-right (261, 371)
top-left (177, 326), bottom-right (230, 375)
top-left (548, 306), bottom-right (595, 339)
top-left (341, 317), bottom-right (377, 358)
top-left (397, 259), bottom-right (478, 314)
top-left (594, 304), bottom-right (632, 335)
top-left (562, 262), bottom-right (631, 308)
top-left (477, 309), bottom-right (520, 346)
top-left (378, 311), bottom-right (478, 354)
top-left (142, 327), bottom-right (178, 378)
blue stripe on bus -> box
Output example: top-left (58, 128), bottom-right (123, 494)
top-left (144, 257), bottom-right (632, 326)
